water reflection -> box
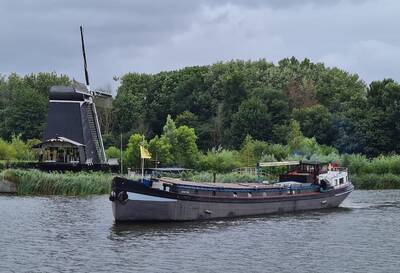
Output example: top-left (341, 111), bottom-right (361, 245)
top-left (109, 206), bottom-right (352, 239)
top-left (1, 191), bottom-right (399, 273)
top-left (110, 218), bottom-right (242, 239)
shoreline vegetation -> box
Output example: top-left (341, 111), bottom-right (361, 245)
top-left (2, 119), bottom-right (400, 195)
top-left (2, 156), bottom-right (400, 196)
top-left (2, 59), bottom-right (400, 195)
top-left (1, 169), bottom-right (112, 196)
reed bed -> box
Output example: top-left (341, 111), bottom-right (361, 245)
top-left (342, 154), bottom-right (400, 175)
top-left (351, 174), bottom-right (400, 190)
top-left (3, 155), bottom-right (400, 196)
top-left (2, 169), bottom-right (113, 196)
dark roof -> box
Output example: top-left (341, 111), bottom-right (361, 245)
top-left (49, 86), bottom-right (87, 101)
top-left (33, 136), bottom-right (85, 148)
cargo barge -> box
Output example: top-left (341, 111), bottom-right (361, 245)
top-left (110, 161), bottom-right (353, 222)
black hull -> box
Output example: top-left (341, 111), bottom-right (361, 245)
top-left (111, 177), bottom-right (354, 221)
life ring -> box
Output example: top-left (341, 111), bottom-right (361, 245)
top-left (117, 191), bottom-right (128, 204)
top-left (109, 191), bottom-right (117, 201)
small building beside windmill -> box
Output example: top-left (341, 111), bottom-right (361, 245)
top-left (35, 81), bottom-right (112, 170)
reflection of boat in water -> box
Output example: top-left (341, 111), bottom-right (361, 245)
top-left (110, 161), bottom-right (354, 222)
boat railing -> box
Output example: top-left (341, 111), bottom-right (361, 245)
top-left (232, 167), bottom-right (258, 175)
top-left (331, 167), bottom-right (348, 172)
top-left (232, 167), bottom-right (272, 177)
top-left (174, 183), bottom-right (318, 193)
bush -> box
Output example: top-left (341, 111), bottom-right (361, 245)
top-left (369, 155), bottom-right (400, 175)
top-left (342, 154), bottom-right (400, 176)
top-left (0, 136), bottom-right (38, 161)
top-left (105, 146), bottom-right (120, 159)
top-left (0, 139), bottom-right (17, 160)
top-left (341, 154), bottom-right (370, 175)
top-left (11, 135), bottom-right (37, 160)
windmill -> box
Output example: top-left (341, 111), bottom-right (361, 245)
top-left (37, 26), bottom-right (112, 170)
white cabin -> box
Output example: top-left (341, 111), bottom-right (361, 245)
top-left (318, 167), bottom-right (349, 189)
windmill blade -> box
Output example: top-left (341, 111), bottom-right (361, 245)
top-left (80, 26), bottom-right (90, 91)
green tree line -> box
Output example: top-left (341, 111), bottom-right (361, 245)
top-left (1, 58), bottom-right (400, 158)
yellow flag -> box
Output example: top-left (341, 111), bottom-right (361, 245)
top-left (140, 145), bottom-right (151, 159)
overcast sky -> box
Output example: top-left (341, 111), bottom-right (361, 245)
top-left (1, 0), bottom-right (399, 91)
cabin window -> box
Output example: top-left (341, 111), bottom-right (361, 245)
top-left (212, 191), bottom-right (216, 196)
top-left (335, 179), bottom-right (338, 186)
top-left (339, 178), bottom-right (344, 185)
top-left (248, 192), bottom-right (252, 198)
top-left (195, 189), bottom-right (199, 194)
top-left (233, 192), bottom-right (237, 197)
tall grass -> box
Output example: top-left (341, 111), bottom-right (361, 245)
top-left (3, 169), bottom-right (112, 196)
top-left (342, 154), bottom-right (400, 175)
top-left (341, 154), bottom-right (400, 189)
top-left (351, 174), bottom-right (400, 190)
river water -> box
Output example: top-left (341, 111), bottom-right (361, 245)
top-left (0, 190), bottom-right (399, 273)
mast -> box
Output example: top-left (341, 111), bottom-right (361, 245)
top-left (80, 25), bottom-right (90, 92)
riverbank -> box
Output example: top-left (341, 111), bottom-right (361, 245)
top-left (1, 169), bottom-right (112, 195)
top-left (2, 168), bottom-right (400, 196)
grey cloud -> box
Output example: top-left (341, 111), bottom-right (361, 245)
top-left (0, 0), bottom-right (399, 91)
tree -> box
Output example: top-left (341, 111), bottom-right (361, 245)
top-left (173, 125), bottom-right (199, 168)
top-left (0, 72), bottom-right (71, 140)
top-left (230, 88), bottom-right (289, 147)
top-left (240, 135), bottom-right (257, 166)
top-left (287, 120), bottom-right (304, 152)
top-left (112, 73), bottom-right (153, 134)
top-left (148, 135), bottom-right (173, 167)
top-left (124, 134), bottom-right (146, 169)
top-left (199, 148), bottom-right (239, 182)
top-left (162, 115), bottom-right (178, 148)
top-left (362, 79), bottom-right (400, 156)
top-left (175, 111), bottom-right (199, 128)
top-left (231, 97), bottom-right (271, 147)
top-left (112, 58), bottom-right (372, 154)
top-left (22, 72), bottom-right (70, 96)
top-left (284, 79), bottom-right (317, 109)
top-left (4, 87), bottom-right (47, 140)
top-left (293, 104), bottom-right (334, 145)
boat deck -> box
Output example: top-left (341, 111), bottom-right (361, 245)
top-left (158, 177), bottom-right (284, 190)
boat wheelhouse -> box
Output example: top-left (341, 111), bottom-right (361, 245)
top-left (110, 161), bottom-right (354, 222)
